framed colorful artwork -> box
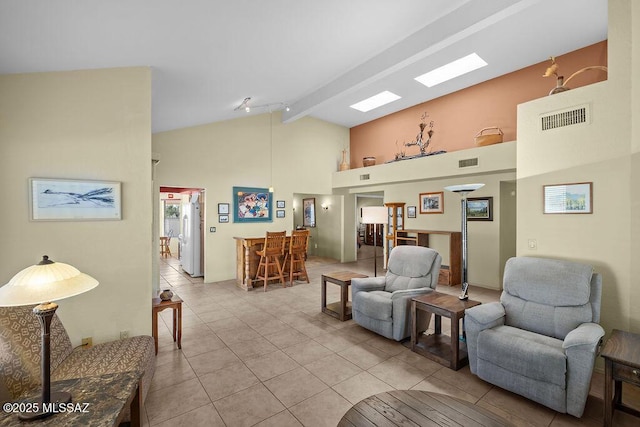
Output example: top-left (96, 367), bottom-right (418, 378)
top-left (233, 186), bottom-right (273, 222)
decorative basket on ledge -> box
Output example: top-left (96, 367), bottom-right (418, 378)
top-left (363, 157), bottom-right (376, 167)
top-left (474, 127), bottom-right (503, 147)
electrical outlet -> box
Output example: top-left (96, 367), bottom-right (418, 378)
top-left (81, 337), bottom-right (93, 348)
top-left (120, 330), bottom-right (129, 339)
top-left (528, 239), bottom-right (537, 250)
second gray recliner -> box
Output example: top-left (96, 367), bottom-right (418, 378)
top-left (351, 245), bottom-right (441, 341)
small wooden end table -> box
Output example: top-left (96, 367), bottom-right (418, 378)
top-left (321, 271), bottom-right (367, 321)
top-left (601, 329), bottom-right (640, 426)
top-left (152, 294), bottom-right (183, 354)
top-left (411, 292), bottom-right (481, 370)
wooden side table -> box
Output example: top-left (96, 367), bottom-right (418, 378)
top-left (601, 329), bottom-right (640, 426)
top-left (321, 272), bottom-right (367, 321)
top-left (152, 295), bottom-right (183, 354)
top-left (411, 292), bottom-right (480, 370)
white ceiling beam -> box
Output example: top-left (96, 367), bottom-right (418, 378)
top-left (281, 0), bottom-right (542, 124)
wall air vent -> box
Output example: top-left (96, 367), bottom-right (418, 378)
top-left (540, 104), bottom-right (590, 131)
top-left (359, 174), bottom-right (370, 180)
top-left (459, 158), bottom-right (479, 168)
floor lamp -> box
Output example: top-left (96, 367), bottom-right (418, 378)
top-left (0, 255), bottom-right (98, 420)
top-left (361, 206), bottom-right (388, 277)
top-left (444, 184), bottom-right (485, 300)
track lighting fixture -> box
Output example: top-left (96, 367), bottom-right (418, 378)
top-left (233, 97), bottom-right (289, 114)
top-left (234, 97), bottom-right (251, 112)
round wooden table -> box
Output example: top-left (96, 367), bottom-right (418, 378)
top-left (338, 390), bottom-right (511, 426)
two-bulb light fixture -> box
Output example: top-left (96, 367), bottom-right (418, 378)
top-left (321, 203), bottom-right (330, 211)
top-left (234, 97), bottom-right (290, 113)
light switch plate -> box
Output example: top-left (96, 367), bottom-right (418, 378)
top-left (210, 227), bottom-right (216, 233)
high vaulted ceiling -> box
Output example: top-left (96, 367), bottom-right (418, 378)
top-left (0, 0), bottom-right (607, 133)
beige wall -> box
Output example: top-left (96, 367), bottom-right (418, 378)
top-left (0, 67), bottom-right (153, 345)
top-left (516, 0), bottom-right (638, 336)
top-left (631, 0), bottom-right (640, 332)
top-left (153, 112), bottom-right (348, 282)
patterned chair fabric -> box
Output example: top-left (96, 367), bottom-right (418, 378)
top-left (0, 305), bottom-right (155, 421)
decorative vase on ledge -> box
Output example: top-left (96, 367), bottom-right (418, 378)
top-left (339, 150), bottom-right (350, 171)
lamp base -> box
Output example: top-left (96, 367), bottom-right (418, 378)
top-left (17, 391), bottom-right (72, 421)
top-left (458, 282), bottom-right (469, 300)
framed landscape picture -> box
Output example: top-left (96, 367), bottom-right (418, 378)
top-left (407, 206), bottom-right (416, 218)
top-left (419, 192), bottom-right (444, 214)
top-left (233, 186), bottom-right (273, 222)
top-left (30, 178), bottom-right (121, 221)
top-left (467, 197), bottom-right (493, 221)
top-left (543, 182), bottom-right (592, 214)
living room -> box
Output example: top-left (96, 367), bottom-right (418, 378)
top-left (1, 1), bottom-right (639, 426)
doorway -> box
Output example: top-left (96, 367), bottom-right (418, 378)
top-left (159, 186), bottom-right (205, 279)
top-left (355, 193), bottom-right (384, 263)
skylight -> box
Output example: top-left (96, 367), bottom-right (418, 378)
top-left (414, 53), bottom-right (488, 88)
top-left (350, 91), bottom-right (401, 112)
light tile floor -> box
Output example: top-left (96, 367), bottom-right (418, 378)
top-left (147, 251), bottom-right (640, 426)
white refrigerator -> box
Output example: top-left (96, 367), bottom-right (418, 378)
top-left (179, 193), bottom-right (203, 277)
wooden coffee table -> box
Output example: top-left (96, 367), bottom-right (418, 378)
top-left (321, 271), bottom-right (367, 321)
top-left (411, 292), bottom-right (481, 370)
top-left (338, 390), bottom-right (509, 426)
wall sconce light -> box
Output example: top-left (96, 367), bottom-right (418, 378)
top-left (321, 204), bottom-right (329, 211)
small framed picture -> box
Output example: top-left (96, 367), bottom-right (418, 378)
top-left (219, 215), bottom-right (229, 223)
top-left (218, 203), bottom-right (230, 215)
top-left (407, 206), bottom-right (416, 218)
top-left (276, 200), bottom-right (285, 209)
top-left (543, 182), bottom-right (592, 214)
top-left (467, 197), bottom-right (493, 221)
top-left (419, 192), bottom-right (444, 214)
top-left (276, 209), bottom-right (285, 218)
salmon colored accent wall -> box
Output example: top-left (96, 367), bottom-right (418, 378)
top-left (349, 41), bottom-right (607, 169)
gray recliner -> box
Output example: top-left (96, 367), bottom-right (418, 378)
top-left (351, 245), bottom-right (441, 341)
top-left (465, 257), bottom-right (604, 418)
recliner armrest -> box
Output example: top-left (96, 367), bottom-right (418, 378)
top-left (563, 323), bottom-right (605, 349)
top-left (465, 302), bottom-right (505, 326)
top-left (351, 277), bottom-right (386, 294)
top-left (389, 287), bottom-right (433, 300)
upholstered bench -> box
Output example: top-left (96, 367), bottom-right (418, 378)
top-left (0, 306), bottom-right (155, 421)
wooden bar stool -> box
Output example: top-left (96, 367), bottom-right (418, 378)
top-left (254, 231), bottom-right (286, 291)
top-left (285, 229), bottom-right (310, 285)
top-left (160, 237), bottom-right (171, 257)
